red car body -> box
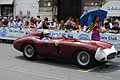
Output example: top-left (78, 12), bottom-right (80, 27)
top-left (13, 32), bottom-right (117, 68)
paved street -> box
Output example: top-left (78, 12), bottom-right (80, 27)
top-left (0, 43), bottom-right (120, 80)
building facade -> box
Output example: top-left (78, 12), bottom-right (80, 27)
top-left (82, 0), bottom-right (104, 13)
top-left (0, 0), bottom-right (82, 20)
top-left (101, 0), bottom-right (120, 20)
top-left (14, 0), bottom-right (39, 18)
top-left (0, 0), bottom-right (106, 20)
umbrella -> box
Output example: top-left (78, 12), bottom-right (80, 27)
top-left (80, 9), bottom-right (107, 26)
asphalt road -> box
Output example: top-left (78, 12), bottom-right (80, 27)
top-left (0, 43), bottom-right (120, 80)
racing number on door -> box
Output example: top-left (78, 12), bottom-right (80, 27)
top-left (55, 41), bottom-right (59, 46)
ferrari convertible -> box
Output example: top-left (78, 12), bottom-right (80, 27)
top-left (13, 32), bottom-right (117, 68)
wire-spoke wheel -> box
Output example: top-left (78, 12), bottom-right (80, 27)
top-left (77, 51), bottom-right (90, 66)
top-left (23, 44), bottom-right (38, 60)
top-left (74, 51), bottom-right (96, 68)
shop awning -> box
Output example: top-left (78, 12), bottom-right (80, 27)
top-left (0, 0), bottom-right (14, 5)
top-left (101, 1), bottom-right (120, 17)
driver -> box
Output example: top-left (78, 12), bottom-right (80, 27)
top-left (42, 30), bottom-right (51, 40)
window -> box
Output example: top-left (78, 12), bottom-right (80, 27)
top-left (39, 0), bottom-right (53, 12)
top-left (39, 0), bottom-right (53, 7)
top-left (1, 5), bottom-right (13, 17)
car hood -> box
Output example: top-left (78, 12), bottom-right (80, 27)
top-left (79, 40), bottom-right (112, 49)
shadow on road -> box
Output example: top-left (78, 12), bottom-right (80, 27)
top-left (15, 56), bottom-right (120, 73)
top-left (15, 56), bottom-right (81, 70)
top-left (91, 61), bottom-right (120, 73)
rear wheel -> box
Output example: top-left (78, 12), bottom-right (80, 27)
top-left (74, 51), bottom-right (97, 69)
top-left (23, 44), bottom-right (38, 60)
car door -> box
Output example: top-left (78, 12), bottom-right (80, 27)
top-left (49, 40), bottom-right (61, 57)
top-left (37, 40), bottom-right (59, 58)
top-left (57, 41), bottom-right (75, 59)
top-left (37, 39), bottom-right (74, 58)
top-left (49, 40), bottom-right (74, 59)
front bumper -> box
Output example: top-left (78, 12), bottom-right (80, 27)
top-left (95, 46), bottom-right (117, 61)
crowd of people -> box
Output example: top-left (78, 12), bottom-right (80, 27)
top-left (104, 18), bottom-right (120, 33)
top-left (0, 16), bottom-right (81, 31)
top-left (0, 16), bottom-right (120, 34)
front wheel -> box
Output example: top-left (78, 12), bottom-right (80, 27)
top-left (74, 51), bottom-right (96, 69)
top-left (23, 44), bottom-right (38, 60)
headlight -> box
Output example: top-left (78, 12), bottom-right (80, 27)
top-left (96, 48), bottom-right (105, 54)
top-left (110, 45), bottom-right (117, 53)
top-left (111, 45), bottom-right (115, 50)
top-left (95, 48), bottom-right (106, 61)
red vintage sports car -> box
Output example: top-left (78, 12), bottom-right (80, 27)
top-left (13, 31), bottom-right (117, 68)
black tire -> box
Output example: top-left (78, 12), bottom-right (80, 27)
top-left (74, 51), bottom-right (97, 69)
top-left (22, 44), bottom-right (38, 60)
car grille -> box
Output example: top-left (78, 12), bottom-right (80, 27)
top-left (107, 53), bottom-right (116, 60)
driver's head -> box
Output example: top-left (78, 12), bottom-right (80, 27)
top-left (43, 30), bottom-right (50, 37)
top-left (68, 34), bottom-right (73, 39)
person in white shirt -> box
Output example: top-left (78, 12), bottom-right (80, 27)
top-left (109, 22), bottom-right (113, 29)
top-left (36, 19), bottom-right (43, 29)
top-left (49, 18), bottom-right (57, 30)
top-left (8, 17), bottom-right (16, 27)
top-left (17, 18), bottom-right (25, 27)
top-left (41, 30), bottom-right (51, 40)
top-left (83, 25), bottom-right (88, 32)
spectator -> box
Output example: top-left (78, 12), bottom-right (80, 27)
top-left (83, 25), bottom-right (88, 32)
top-left (87, 16), bottom-right (102, 41)
top-left (36, 18), bottom-right (42, 29)
top-left (109, 21), bottom-right (120, 33)
top-left (17, 18), bottom-right (25, 27)
top-left (74, 21), bottom-right (82, 32)
top-left (65, 17), bottom-right (72, 25)
top-left (59, 20), bottom-right (65, 30)
top-left (14, 18), bottom-right (18, 27)
top-left (23, 16), bottom-right (28, 23)
top-left (2, 17), bottom-right (8, 26)
top-left (49, 18), bottom-right (57, 30)
top-left (54, 18), bottom-right (59, 28)
top-left (23, 21), bottom-right (29, 28)
top-left (42, 17), bottom-right (50, 29)
top-left (37, 16), bottom-right (41, 20)
top-left (104, 18), bottom-right (113, 29)
top-left (8, 17), bottom-right (16, 27)
top-left (65, 17), bottom-right (75, 30)
top-left (30, 17), bottom-right (36, 25)
top-left (28, 22), bottom-right (37, 31)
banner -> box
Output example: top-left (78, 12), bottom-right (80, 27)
top-left (0, 27), bottom-right (31, 39)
